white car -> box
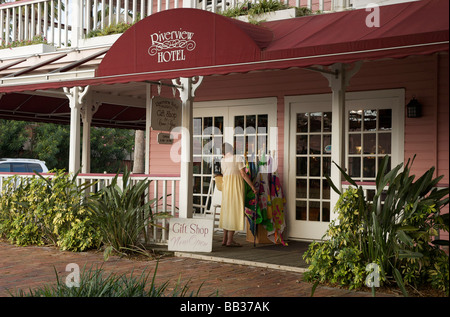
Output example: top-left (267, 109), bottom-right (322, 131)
top-left (0, 158), bottom-right (49, 173)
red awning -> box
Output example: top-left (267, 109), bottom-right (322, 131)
top-left (0, 0), bottom-right (448, 93)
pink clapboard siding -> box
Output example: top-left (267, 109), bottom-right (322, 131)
top-left (148, 53), bottom-right (449, 238)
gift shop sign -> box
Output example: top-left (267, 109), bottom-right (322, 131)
top-left (151, 96), bottom-right (181, 131)
top-left (168, 218), bottom-right (213, 252)
top-left (148, 29), bottom-right (196, 63)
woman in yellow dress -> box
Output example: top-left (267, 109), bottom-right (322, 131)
top-left (220, 143), bottom-right (257, 247)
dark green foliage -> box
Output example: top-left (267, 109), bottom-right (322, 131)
top-left (11, 263), bottom-right (208, 297)
top-left (303, 155), bottom-right (449, 296)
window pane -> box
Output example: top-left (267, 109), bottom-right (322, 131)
top-left (213, 157), bottom-right (222, 174)
top-left (213, 136), bottom-right (223, 155)
top-left (246, 135), bottom-right (256, 154)
top-left (296, 201), bottom-right (307, 220)
top-left (309, 135), bottom-right (321, 154)
top-left (363, 157), bottom-right (376, 178)
top-left (309, 179), bottom-right (320, 199)
top-left (378, 156), bottom-right (391, 174)
top-left (322, 179), bottom-right (330, 199)
top-left (322, 202), bottom-right (330, 222)
top-left (258, 135), bottom-right (267, 154)
top-left (296, 179), bottom-right (307, 198)
top-left (309, 201), bottom-right (320, 221)
top-left (310, 112), bottom-right (322, 132)
top-left (379, 109), bottom-right (392, 130)
top-left (12, 163), bottom-right (27, 172)
top-left (214, 117), bottom-right (223, 134)
top-left (193, 161), bottom-right (201, 174)
top-left (203, 176), bottom-right (211, 193)
top-left (323, 135), bottom-right (331, 154)
top-left (0, 163), bottom-right (11, 172)
top-left (202, 137), bottom-right (212, 155)
top-left (310, 156), bottom-right (321, 176)
top-left (193, 176), bottom-right (201, 194)
top-left (349, 134), bottom-right (361, 154)
top-left (378, 133), bottom-right (391, 154)
top-left (297, 113), bottom-right (308, 133)
top-left (363, 133), bottom-right (376, 154)
top-left (349, 110), bottom-right (362, 131)
top-left (323, 157), bottom-right (331, 176)
top-left (296, 135), bottom-right (307, 154)
top-left (363, 110), bottom-right (377, 131)
top-left (296, 157), bottom-right (307, 176)
top-left (204, 117), bottom-right (213, 131)
top-left (202, 157), bottom-right (212, 174)
top-left (234, 136), bottom-right (244, 155)
top-left (257, 115), bottom-right (268, 133)
top-left (193, 137), bottom-right (202, 155)
top-left (246, 115), bottom-right (256, 133)
top-left (323, 112), bottom-right (332, 132)
top-left (348, 157), bottom-right (361, 177)
top-left (193, 118), bottom-right (202, 135)
top-left (235, 116), bottom-right (244, 133)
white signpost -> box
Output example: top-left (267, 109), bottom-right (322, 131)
top-left (168, 218), bottom-right (214, 252)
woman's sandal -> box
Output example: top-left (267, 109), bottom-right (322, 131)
top-left (226, 242), bottom-right (242, 247)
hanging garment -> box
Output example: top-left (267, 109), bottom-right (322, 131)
top-left (243, 154), bottom-right (287, 246)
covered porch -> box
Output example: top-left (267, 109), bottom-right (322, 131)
top-left (1, 0), bottom-right (448, 245)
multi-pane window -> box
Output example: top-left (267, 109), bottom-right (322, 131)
top-left (295, 112), bottom-right (332, 223)
top-left (193, 116), bottom-right (223, 213)
top-left (233, 114), bottom-right (268, 161)
top-left (347, 108), bottom-right (392, 181)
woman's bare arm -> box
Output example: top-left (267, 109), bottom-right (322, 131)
top-left (240, 168), bottom-right (257, 193)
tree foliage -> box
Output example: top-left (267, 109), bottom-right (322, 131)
top-left (0, 120), bottom-right (134, 173)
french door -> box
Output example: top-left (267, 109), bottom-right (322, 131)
top-left (193, 98), bottom-right (277, 217)
top-left (288, 98), bottom-right (333, 240)
top-left (287, 90), bottom-right (404, 241)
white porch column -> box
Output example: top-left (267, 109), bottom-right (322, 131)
top-left (321, 63), bottom-right (361, 221)
top-left (172, 76), bottom-right (203, 218)
top-left (71, 0), bottom-right (83, 48)
top-left (145, 84), bottom-right (152, 174)
top-left (329, 64), bottom-right (346, 220)
top-left (81, 99), bottom-right (99, 173)
top-left (64, 86), bottom-right (90, 174)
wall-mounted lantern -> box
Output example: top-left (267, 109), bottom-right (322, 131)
top-left (406, 97), bottom-right (422, 118)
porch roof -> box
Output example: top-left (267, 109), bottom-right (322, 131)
top-left (0, 0), bottom-right (448, 128)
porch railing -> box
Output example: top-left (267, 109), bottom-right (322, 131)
top-left (0, 171), bottom-right (180, 244)
top-left (1, 0), bottom-right (347, 49)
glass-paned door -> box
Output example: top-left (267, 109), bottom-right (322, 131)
top-left (345, 91), bottom-right (404, 202)
top-left (347, 108), bottom-right (392, 179)
top-left (289, 101), bottom-right (332, 240)
top-left (192, 108), bottom-right (228, 214)
top-left (194, 99), bottom-right (278, 219)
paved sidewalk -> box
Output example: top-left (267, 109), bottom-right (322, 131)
top-left (0, 241), bottom-right (393, 298)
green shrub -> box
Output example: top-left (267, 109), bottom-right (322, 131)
top-left (86, 21), bottom-right (133, 38)
top-left (0, 170), bottom-right (101, 251)
top-left (87, 169), bottom-right (171, 258)
top-left (219, 0), bottom-right (313, 18)
top-left (303, 155), bottom-right (449, 296)
top-left (11, 263), bottom-right (208, 297)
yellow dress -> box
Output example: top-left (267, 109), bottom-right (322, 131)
top-left (219, 155), bottom-right (245, 231)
